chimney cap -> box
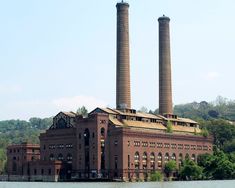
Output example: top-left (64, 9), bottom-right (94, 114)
top-left (158, 15), bottom-right (170, 22)
top-left (116, 1), bottom-right (129, 7)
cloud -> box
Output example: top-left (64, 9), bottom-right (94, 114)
top-left (205, 71), bottom-right (220, 80)
top-left (52, 95), bottom-right (107, 112)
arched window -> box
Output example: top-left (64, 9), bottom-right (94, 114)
top-left (164, 153), bottom-right (169, 163)
top-left (171, 153), bottom-right (176, 161)
top-left (134, 152), bottom-right (140, 162)
top-left (157, 153), bottom-right (162, 168)
top-left (134, 152), bottom-right (140, 168)
top-left (185, 153), bottom-right (190, 160)
top-left (57, 118), bottom-right (67, 129)
top-left (58, 153), bottom-right (64, 161)
top-left (142, 152), bottom-right (147, 169)
top-left (179, 153), bottom-right (183, 166)
top-left (49, 154), bottom-right (54, 161)
top-left (191, 154), bottom-right (196, 162)
top-left (150, 152), bottom-right (155, 169)
top-left (101, 128), bottom-right (105, 137)
top-left (67, 153), bottom-right (72, 161)
top-left (84, 128), bottom-right (90, 146)
top-left (134, 152), bottom-right (140, 179)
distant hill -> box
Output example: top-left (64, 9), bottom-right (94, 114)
top-left (173, 96), bottom-right (235, 121)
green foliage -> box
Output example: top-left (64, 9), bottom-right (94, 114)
top-left (200, 128), bottom-right (209, 137)
top-left (164, 160), bottom-right (177, 178)
top-left (166, 121), bottom-right (173, 133)
top-left (197, 151), bottom-right (235, 180)
top-left (150, 171), bottom-right (163, 181)
top-left (138, 106), bottom-right (148, 113)
top-left (174, 96), bottom-right (235, 121)
top-left (223, 139), bottom-right (235, 153)
top-left (0, 117), bottom-right (53, 173)
top-left (77, 106), bottom-right (88, 117)
top-left (203, 119), bottom-right (235, 149)
top-left (179, 159), bottom-right (203, 180)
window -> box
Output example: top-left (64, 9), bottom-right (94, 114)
top-left (150, 152), bottom-right (155, 169)
top-left (34, 169), bottom-right (37, 175)
top-left (48, 169), bottom-right (51, 175)
top-left (164, 143), bottom-right (170, 148)
top-left (49, 154), bottom-right (55, 161)
top-left (134, 152), bottom-right (140, 164)
top-left (84, 128), bottom-right (90, 146)
top-left (41, 169), bottom-right (44, 175)
top-left (134, 152), bottom-right (140, 174)
top-left (179, 153), bottom-right (183, 166)
top-left (191, 145), bottom-right (196, 150)
top-left (171, 153), bottom-right (176, 161)
top-left (191, 154), bottom-right (196, 162)
top-left (114, 140), bottom-right (118, 146)
top-left (164, 153), bottom-right (169, 163)
top-left (58, 153), bottom-right (64, 161)
top-left (157, 153), bottom-right (162, 168)
top-left (127, 141), bottom-right (130, 146)
top-left (67, 153), bottom-right (72, 161)
top-left (142, 141), bottom-right (148, 147)
top-left (157, 143), bottom-right (163, 148)
top-left (142, 152), bottom-right (147, 167)
top-left (178, 144), bottom-right (183, 149)
top-left (197, 145), bottom-right (202, 150)
top-left (185, 153), bottom-right (190, 160)
top-left (203, 145), bottom-right (208, 151)
top-left (184, 144), bottom-right (190, 150)
top-left (101, 128), bottom-right (105, 137)
top-left (134, 141), bottom-right (140, 147)
top-left (114, 155), bottom-right (118, 169)
top-left (171, 144), bottom-right (177, 149)
top-left (150, 142), bottom-right (156, 148)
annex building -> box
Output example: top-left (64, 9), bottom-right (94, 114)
top-left (7, 2), bottom-right (213, 182)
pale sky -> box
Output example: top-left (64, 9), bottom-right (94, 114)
top-left (0, 0), bottom-right (235, 120)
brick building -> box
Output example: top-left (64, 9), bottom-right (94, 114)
top-left (7, 2), bottom-right (213, 182)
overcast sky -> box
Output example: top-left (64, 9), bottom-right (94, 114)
top-left (0, 0), bottom-right (235, 120)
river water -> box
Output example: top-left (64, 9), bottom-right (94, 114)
top-left (0, 180), bottom-right (234, 188)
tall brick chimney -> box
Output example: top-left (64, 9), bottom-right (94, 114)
top-left (158, 15), bottom-right (173, 115)
top-left (116, 1), bottom-right (131, 109)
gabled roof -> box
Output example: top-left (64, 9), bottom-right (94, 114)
top-left (61, 111), bottom-right (77, 118)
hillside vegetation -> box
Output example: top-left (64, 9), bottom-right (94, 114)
top-left (0, 117), bottom-right (52, 174)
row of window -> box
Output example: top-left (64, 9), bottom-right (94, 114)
top-left (9, 148), bottom-right (37, 153)
top-left (133, 152), bottom-right (196, 168)
top-left (49, 153), bottom-right (72, 161)
top-left (131, 141), bottom-right (210, 151)
top-left (48, 144), bottom-right (73, 149)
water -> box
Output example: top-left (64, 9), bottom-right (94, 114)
top-left (0, 180), bottom-right (234, 188)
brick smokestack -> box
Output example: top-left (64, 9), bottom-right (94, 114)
top-left (116, 2), bottom-right (131, 109)
top-left (158, 15), bottom-right (173, 115)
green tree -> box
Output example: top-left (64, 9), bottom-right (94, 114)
top-left (150, 171), bottom-right (163, 181)
top-left (164, 160), bottom-right (177, 180)
top-left (138, 106), bottom-right (148, 113)
top-left (179, 160), bottom-right (203, 180)
top-left (166, 121), bottom-right (173, 133)
top-left (77, 106), bottom-right (88, 117)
